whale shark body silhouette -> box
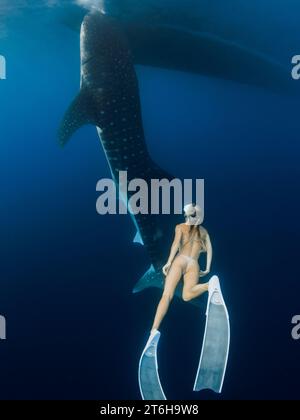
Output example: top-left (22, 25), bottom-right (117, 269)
top-left (59, 1), bottom-right (292, 92)
top-left (58, 12), bottom-right (198, 302)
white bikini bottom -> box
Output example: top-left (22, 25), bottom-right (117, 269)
top-left (178, 254), bottom-right (199, 274)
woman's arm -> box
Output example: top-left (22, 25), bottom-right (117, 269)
top-left (202, 231), bottom-right (212, 275)
top-left (163, 225), bottom-right (182, 275)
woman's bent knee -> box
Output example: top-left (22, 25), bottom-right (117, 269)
top-left (182, 291), bottom-right (193, 302)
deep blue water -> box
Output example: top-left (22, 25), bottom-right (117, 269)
top-left (0, 1), bottom-right (300, 400)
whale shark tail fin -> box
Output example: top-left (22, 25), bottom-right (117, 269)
top-left (133, 265), bottom-right (164, 294)
top-left (58, 88), bottom-right (97, 147)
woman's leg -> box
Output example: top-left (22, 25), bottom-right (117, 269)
top-left (182, 264), bottom-right (209, 302)
top-left (151, 261), bottom-right (183, 332)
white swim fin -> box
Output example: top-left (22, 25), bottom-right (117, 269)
top-left (138, 330), bottom-right (166, 400)
top-left (193, 275), bottom-right (230, 394)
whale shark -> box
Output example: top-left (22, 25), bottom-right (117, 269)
top-left (58, 1), bottom-right (292, 92)
top-left (58, 12), bottom-right (203, 303)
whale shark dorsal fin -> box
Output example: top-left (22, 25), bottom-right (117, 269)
top-left (58, 88), bottom-right (98, 147)
top-left (133, 231), bottom-right (144, 246)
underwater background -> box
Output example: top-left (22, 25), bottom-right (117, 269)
top-left (0, 0), bottom-right (300, 400)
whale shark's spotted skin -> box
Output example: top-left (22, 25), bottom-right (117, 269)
top-left (80, 15), bottom-right (149, 177)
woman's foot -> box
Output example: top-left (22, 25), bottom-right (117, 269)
top-left (150, 328), bottom-right (158, 336)
top-left (208, 276), bottom-right (223, 305)
top-left (202, 282), bottom-right (209, 292)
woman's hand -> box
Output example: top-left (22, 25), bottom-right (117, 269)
top-left (163, 262), bottom-right (172, 276)
top-left (199, 269), bottom-right (210, 278)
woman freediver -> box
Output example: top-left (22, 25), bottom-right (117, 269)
top-left (150, 203), bottom-right (213, 334)
top-left (139, 205), bottom-right (229, 399)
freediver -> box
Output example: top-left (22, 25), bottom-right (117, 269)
top-left (139, 203), bottom-right (229, 399)
top-left (151, 203), bottom-right (213, 334)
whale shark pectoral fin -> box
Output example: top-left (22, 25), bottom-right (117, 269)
top-left (58, 89), bottom-right (97, 147)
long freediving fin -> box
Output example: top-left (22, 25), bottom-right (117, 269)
top-left (138, 330), bottom-right (166, 400)
top-left (194, 275), bottom-right (230, 394)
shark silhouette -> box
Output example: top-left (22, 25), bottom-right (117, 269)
top-left (58, 12), bottom-right (201, 303)
top-left (58, 2), bottom-right (292, 92)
